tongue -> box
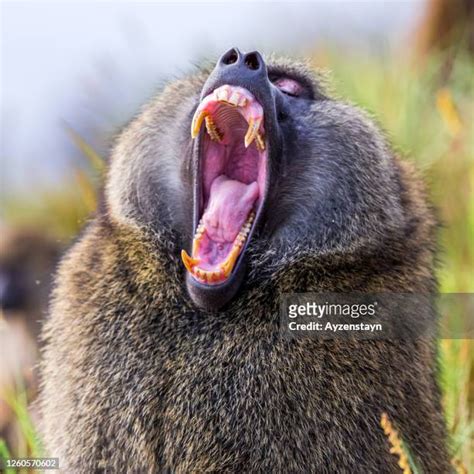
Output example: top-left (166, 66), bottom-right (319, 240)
top-left (203, 175), bottom-right (259, 243)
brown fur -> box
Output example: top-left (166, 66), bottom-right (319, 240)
top-left (39, 57), bottom-right (451, 473)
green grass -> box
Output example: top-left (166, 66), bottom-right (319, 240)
top-left (0, 382), bottom-right (43, 473)
top-left (1, 49), bottom-right (472, 471)
top-left (0, 439), bottom-right (15, 474)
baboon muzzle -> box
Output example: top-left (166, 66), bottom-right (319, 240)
top-left (182, 48), bottom-right (280, 311)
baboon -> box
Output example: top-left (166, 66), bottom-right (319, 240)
top-left (40, 49), bottom-right (451, 473)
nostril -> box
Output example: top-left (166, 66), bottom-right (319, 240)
top-left (222, 48), bottom-right (239, 66)
top-left (244, 52), bottom-right (260, 71)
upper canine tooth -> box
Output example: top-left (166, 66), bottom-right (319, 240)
top-left (191, 109), bottom-right (207, 139)
top-left (244, 117), bottom-right (262, 148)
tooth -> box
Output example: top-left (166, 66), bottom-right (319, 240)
top-left (196, 269), bottom-right (214, 283)
top-left (244, 118), bottom-right (255, 147)
top-left (229, 91), bottom-right (241, 106)
top-left (191, 109), bottom-right (207, 139)
top-left (244, 117), bottom-right (262, 148)
top-left (221, 261), bottom-right (232, 277)
top-left (216, 87), bottom-right (230, 102)
top-left (220, 243), bottom-right (242, 277)
top-left (205, 116), bottom-right (223, 142)
top-left (192, 235), bottom-right (203, 256)
top-left (211, 271), bottom-right (222, 283)
top-left (181, 250), bottom-right (200, 273)
top-left (238, 96), bottom-right (247, 107)
top-left (256, 132), bottom-right (265, 152)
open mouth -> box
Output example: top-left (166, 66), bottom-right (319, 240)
top-left (181, 84), bottom-right (267, 285)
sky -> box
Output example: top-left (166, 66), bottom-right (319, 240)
top-left (0, 1), bottom-right (426, 194)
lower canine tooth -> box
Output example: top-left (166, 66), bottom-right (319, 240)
top-left (181, 250), bottom-right (200, 273)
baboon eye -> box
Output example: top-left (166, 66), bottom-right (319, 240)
top-left (274, 78), bottom-right (304, 97)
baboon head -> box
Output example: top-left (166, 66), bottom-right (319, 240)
top-left (107, 48), bottom-right (406, 311)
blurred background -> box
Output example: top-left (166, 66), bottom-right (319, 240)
top-left (1, 0), bottom-right (473, 471)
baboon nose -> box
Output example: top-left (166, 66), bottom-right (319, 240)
top-left (218, 48), bottom-right (266, 80)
